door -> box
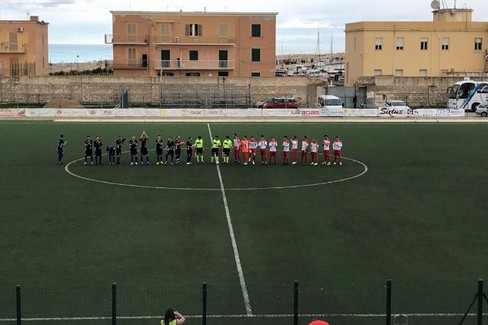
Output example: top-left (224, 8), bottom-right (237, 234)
top-left (9, 32), bottom-right (18, 52)
top-left (219, 50), bottom-right (228, 68)
top-left (161, 50), bottom-right (170, 68)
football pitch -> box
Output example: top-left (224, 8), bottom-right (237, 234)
top-left (1, 120), bottom-right (488, 325)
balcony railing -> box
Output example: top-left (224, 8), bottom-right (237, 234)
top-left (155, 60), bottom-right (235, 70)
top-left (0, 43), bottom-right (27, 53)
top-left (113, 60), bottom-right (148, 70)
top-left (111, 35), bottom-right (149, 44)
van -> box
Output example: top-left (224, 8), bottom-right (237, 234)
top-left (317, 95), bottom-right (343, 109)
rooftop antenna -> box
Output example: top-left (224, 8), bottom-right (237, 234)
top-left (315, 27), bottom-right (321, 61)
top-left (431, 0), bottom-right (440, 10)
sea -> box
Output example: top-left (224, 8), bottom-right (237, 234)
top-left (49, 44), bottom-right (113, 63)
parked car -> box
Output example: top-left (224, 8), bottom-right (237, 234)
top-left (255, 97), bottom-right (273, 108)
top-left (475, 104), bottom-right (488, 117)
top-left (261, 97), bottom-right (299, 109)
top-left (385, 100), bottom-right (410, 110)
top-left (317, 95), bottom-right (343, 109)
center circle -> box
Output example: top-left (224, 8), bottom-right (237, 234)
top-left (64, 156), bottom-right (368, 191)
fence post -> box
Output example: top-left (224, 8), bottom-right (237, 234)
top-left (294, 280), bottom-right (299, 325)
top-left (202, 282), bottom-right (207, 325)
top-left (112, 283), bottom-right (117, 325)
top-left (386, 279), bottom-right (392, 325)
top-left (478, 279), bottom-right (483, 325)
top-left (16, 285), bottom-right (21, 325)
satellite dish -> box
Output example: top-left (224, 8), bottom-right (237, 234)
top-left (431, 0), bottom-right (440, 9)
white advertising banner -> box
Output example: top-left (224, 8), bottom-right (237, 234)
top-left (343, 108), bottom-right (378, 117)
top-left (55, 109), bottom-right (87, 117)
top-left (319, 107), bottom-right (344, 117)
top-left (86, 109), bottom-right (116, 117)
top-left (25, 109), bottom-right (56, 117)
top-left (378, 107), bottom-right (409, 117)
top-left (0, 109), bottom-right (25, 117)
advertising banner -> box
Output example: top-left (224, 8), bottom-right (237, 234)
top-left (25, 109), bottom-right (56, 117)
top-left (0, 109), bottom-right (25, 117)
top-left (378, 107), bottom-right (408, 117)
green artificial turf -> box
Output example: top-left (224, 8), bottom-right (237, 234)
top-left (0, 121), bottom-right (487, 325)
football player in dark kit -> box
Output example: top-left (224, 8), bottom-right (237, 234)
top-left (140, 131), bottom-right (150, 165)
top-left (165, 136), bottom-right (175, 165)
top-left (57, 134), bottom-right (67, 165)
top-left (186, 136), bottom-right (193, 165)
top-left (155, 134), bottom-right (164, 165)
top-left (106, 145), bottom-right (116, 165)
top-left (129, 136), bottom-right (138, 165)
top-left (174, 136), bottom-right (182, 165)
top-left (94, 136), bottom-right (103, 165)
top-left (84, 135), bottom-right (93, 165)
top-left (115, 136), bottom-right (125, 165)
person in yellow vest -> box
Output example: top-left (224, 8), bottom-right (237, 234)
top-left (222, 135), bottom-right (232, 164)
top-left (161, 308), bottom-right (185, 325)
top-left (194, 135), bottom-right (204, 163)
top-left (211, 135), bottom-right (221, 164)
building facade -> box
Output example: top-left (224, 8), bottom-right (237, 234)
top-left (108, 11), bottom-right (277, 78)
top-left (0, 16), bottom-right (49, 78)
top-left (345, 8), bottom-right (488, 86)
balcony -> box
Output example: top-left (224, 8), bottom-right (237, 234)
top-left (111, 35), bottom-right (149, 45)
top-left (0, 43), bottom-right (27, 54)
top-left (113, 59), bottom-right (148, 70)
top-left (155, 59), bottom-right (235, 70)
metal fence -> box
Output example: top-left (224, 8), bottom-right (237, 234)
top-left (1, 280), bottom-right (488, 325)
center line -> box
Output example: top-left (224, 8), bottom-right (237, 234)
top-left (207, 123), bottom-right (253, 316)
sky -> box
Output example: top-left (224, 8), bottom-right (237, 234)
top-left (1, 0), bottom-right (487, 54)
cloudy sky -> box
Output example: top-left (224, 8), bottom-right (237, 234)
top-left (1, 0), bottom-right (486, 53)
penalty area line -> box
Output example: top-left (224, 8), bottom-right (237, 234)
top-left (206, 123), bottom-right (253, 316)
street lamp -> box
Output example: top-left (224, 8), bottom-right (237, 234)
top-left (76, 55), bottom-right (79, 71)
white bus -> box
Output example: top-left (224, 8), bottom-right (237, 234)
top-left (448, 80), bottom-right (488, 111)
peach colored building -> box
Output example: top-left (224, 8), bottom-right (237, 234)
top-left (0, 16), bottom-right (49, 77)
top-left (345, 8), bottom-right (488, 86)
top-left (108, 11), bottom-right (277, 78)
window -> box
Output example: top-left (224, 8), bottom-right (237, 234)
top-left (441, 37), bottom-right (449, 51)
top-left (374, 69), bottom-right (382, 76)
top-left (251, 72), bottom-right (261, 77)
top-left (189, 50), bottom-right (198, 61)
top-left (251, 24), bottom-right (261, 37)
top-left (128, 48), bottom-right (136, 66)
top-left (185, 24), bottom-right (202, 36)
top-left (251, 48), bottom-right (261, 62)
top-left (127, 23), bottom-right (137, 42)
top-left (156, 22), bottom-right (172, 42)
top-left (375, 38), bottom-right (383, 50)
top-left (420, 38), bottom-right (428, 50)
top-left (219, 24), bottom-right (228, 37)
top-left (185, 72), bottom-right (200, 77)
top-left (395, 69), bottom-right (404, 77)
top-left (419, 69), bottom-right (428, 76)
top-left (218, 72), bottom-right (229, 77)
top-left (475, 38), bottom-right (482, 51)
top-left (396, 37), bottom-right (404, 50)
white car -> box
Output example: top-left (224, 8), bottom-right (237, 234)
top-left (475, 104), bottom-right (488, 117)
top-left (386, 100), bottom-right (410, 110)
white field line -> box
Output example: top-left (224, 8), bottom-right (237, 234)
top-left (0, 312), bottom-right (485, 322)
top-left (206, 123), bottom-right (253, 316)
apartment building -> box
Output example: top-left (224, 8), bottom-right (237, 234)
top-left (345, 7), bottom-right (488, 86)
top-left (0, 16), bottom-right (49, 77)
top-left (108, 11), bottom-right (277, 78)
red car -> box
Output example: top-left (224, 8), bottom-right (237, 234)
top-left (262, 97), bottom-right (299, 109)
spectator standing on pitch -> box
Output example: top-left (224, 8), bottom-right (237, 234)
top-left (162, 308), bottom-right (185, 325)
top-left (186, 136), bottom-right (194, 165)
top-left (222, 135), bottom-right (232, 164)
top-left (94, 136), bottom-right (103, 165)
top-left (268, 137), bottom-right (278, 165)
top-left (210, 135), bottom-right (221, 164)
top-left (258, 135), bottom-right (268, 165)
top-left (282, 136), bottom-right (290, 165)
top-left (106, 145), bottom-right (116, 165)
top-left (291, 135), bottom-right (299, 165)
top-left (241, 136), bottom-right (249, 165)
top-left (115, 136), bottom-right (125, 165)
top-left (165, 136), bottom-right (175, 165)
top-left (300, 136), bottom-right (309, 164)
top-left (233, 134), bottom-right (241, 163)
top-left (248, 136), bottom-right (257, 165)
top-left (84, 135), bottom-right (93, 165)
top-left (155, 135), bottom-right (164, 165)
top-left (333, 136), bottom-right (343, 166)
top-left (140, 131), bottom-right (149, 165)
top-left (175, 136), bottom-right (182, 165)
top-left (129, 136), bottom-right (138, 165)
top-left (57, 134), bottom-right (67, 165)
top-left (322, 135), bottom-right (331, 166)
top-left (310, 138), bottom-right (319, 166)
top-left (195, 136), bottom-right (204, 163)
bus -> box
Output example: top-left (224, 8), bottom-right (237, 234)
top-left (448, 80), bottom-right (488, 111)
